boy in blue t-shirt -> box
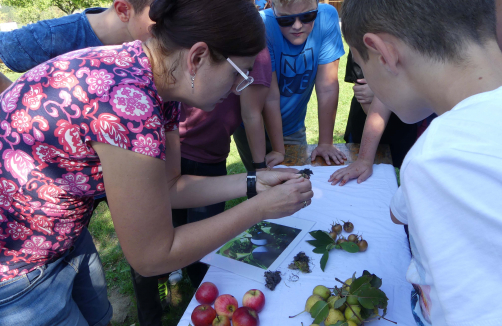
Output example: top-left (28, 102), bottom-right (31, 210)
top-left (234, 0), bottom-right (346, 169)
top-left (0, 0), bottom-right (152, 93)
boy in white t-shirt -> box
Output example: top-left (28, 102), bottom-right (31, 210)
top-left (341, 0), bottom-right (502, 325)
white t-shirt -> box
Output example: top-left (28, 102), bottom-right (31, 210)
top-left (390, 86), bottom-right (502, 326)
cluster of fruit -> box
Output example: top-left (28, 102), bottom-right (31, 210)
top-left (290, 271), bottom-right (390, 326)
top-left (191, 282), bottom-right (265, 326)
top-left (329, 221), bottom-right (368, 252)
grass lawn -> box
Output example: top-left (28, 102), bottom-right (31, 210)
top-left (3, 41), bottom-right (355, 325)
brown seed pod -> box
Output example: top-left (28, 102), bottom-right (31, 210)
top-left (336, 236), bottom-right (347, 246)
top-left (329, 231), bottom-right (337, 240)
top-left (347, 234), bottom-right (358, 243)
top-left (343, 221), bottom-right (354, 233)
top-left (358, 240), bottom-right (368, 252)
top-left (332, 223), bottom-right (343, 235)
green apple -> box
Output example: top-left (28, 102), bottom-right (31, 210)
top-left (324, 308), bottom-right (345, 325)
top-left (305, 294), bottom-right (324, 313)
top-left (312, 285), bottom-right (331, 300)
top-left (344, 304), bottom-right (362, 325)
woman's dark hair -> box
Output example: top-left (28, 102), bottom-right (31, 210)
top-left (149, 0), bottom-right (266, 62)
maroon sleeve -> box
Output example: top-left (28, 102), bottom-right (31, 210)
top-left (249, 48), bottom-right (272, 88)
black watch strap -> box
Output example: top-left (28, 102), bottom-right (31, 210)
top-left (252, 161), bottom-right (267, 169)
top-left (246, 171), bottom-right (257, 199)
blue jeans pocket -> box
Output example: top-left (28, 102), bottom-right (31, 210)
top-left (0, 266), bottom-right (44, 304)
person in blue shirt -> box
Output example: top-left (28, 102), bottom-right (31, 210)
top-left (234, 0), bottom-right (347, 169)
top-left (0, 0), bottom-right (153, 93)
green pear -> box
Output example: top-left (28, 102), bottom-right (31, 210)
top-left (343, 278), bottom-right (353, 291)
top-left (305, 294), bottom-right (324, 313)
top-left (312, 285), bottom-right (331, 300)
top-left (346, 321), bottom-right (358, 326)
top-left (327, 295), bottom-right (346, 312)
top-left (324, 308), bottom-right (345, 325)
top-left (344, 304), bottom-right (362, 325)
top-left (346, 295), bottom-right (359, 305)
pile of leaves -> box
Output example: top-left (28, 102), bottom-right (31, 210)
top-left (309, 271), bottom-right (391, 325)
top-left (298, 168), bottom-right (314, 179)
top-left (307, 231), bottom-right (360, 271)
top-left (288, 251), bottom-right (312, 273)
top-left (264, 270), bottom-right (282, 291)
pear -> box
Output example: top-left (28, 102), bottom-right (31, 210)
top-left (305, 294), bottom-right (324, 313)
top-left (327, 295), bottom-right (346, 312)
top-left (344, 304), bottom-right (363, 325)
top-left (343, 278), bottom-right (353, 291)
top-left (346, 321), bottom-right (358, 326)
top-left (346, 295), bottom-right (359, 305)
top-left (324, 308), bottom-right (345, 325)
top-left (313, 285), bottom-right (331, 300)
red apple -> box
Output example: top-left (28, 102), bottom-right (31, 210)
top-left (242, 289), bottom-right (265, 313)
top-left (195, 282), bottom-right (219, 305)
top-left (212, 315), bottom-right (231, 326)
top-left (191, 305), bottom-right (217, 326)
top-left (232, 307), bottom-right (259, 326)
top-left (214, 294), bottom-right (239, 319)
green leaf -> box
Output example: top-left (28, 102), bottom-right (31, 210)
top-left (333, 296), bottom-right (346, 309)
top-left (357, 288), bottom-right (389, 310)
top-left (326, 243), bottom-right (335, 251)
top-left (310, 300), bottom-right (329, 324)
top-left (307, 239), bottom-right (333, 247)
top-left (349, 275), bottom-right (372, 294)
top-left (310, 230), bottom-right (335, 243)
top-left (320, 251), bottom-right (329, 271)
top-left (340, 241), bottom-right (359, 253)
top-left (313, 247), bottom-right (328, 254)
top-left (360, 307), bottom-right (374, 320)
top-left (362, 270), bottom-right (383, 288)
top-left (334, 244), bottom-right (341, 249)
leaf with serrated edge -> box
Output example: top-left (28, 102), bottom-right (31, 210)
top-left (310, 230), bottom-right (335, 243)
top-left (320, 251), bottom-right (329, 271)
top-left (333, 296), bottom-right (346, 309)
top-left (313, 247), bottom-right (328, 254)
top-left (349, 275), bottom-right (372, 294)
top-left (340, 241), bottom-right (359, 253)
top-left (307, 239), bottom-right (332, 247)
top-left (310, 301), bottom-right (329, 324)
top-left (357, 288), bottom-right (388, 310)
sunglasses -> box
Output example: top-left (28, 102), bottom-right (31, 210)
top-left (226, 58), bottom-right (254, 92)
top-left (274, 9), bottom-right (318, 27)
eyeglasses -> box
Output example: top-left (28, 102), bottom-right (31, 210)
top-left (226, 57), bottom-right (254, 92)
top-left (273, 8), bottom-right (318, 27)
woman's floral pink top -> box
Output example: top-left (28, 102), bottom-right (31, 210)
top-left (0, 41), bottom-right (180, 281)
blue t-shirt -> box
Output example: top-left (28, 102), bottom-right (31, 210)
top-left (0, 7), bottom-right (105, 73)
top-left (255, 0), bottom-right (268, 10)
top-left (260, 4), bottom-right (345, 136)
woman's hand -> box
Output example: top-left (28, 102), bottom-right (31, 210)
top-left (254, 177), bottom-right (314, 220)
top-left (353, 79), bottom-right (374, 105)
top-left (328, 159), bottom-right (373, 186)
top-left (265, 150), bottom-right (285, 168)
top-left (256, 170), bottom-right (300, 192)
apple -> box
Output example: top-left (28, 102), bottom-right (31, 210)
top-left (232, 306), bottom-right (259, 326)
top-left (214, 294), bottom-right (239, 319)
top-left (196, 282), bottom-right (219, 305)
top-left (191, 304), bottom-right (217, 326)
top-left (212, 315), bottom-right (231, 326)
top-left (242, 289), bottom-right (266, 313)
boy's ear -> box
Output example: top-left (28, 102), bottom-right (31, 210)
top-left (363, 33), bottom-right (399, 76)
top-left (114, 0), bottom-right (134, 22)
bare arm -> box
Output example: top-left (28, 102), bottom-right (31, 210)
top-left (311, 60), bottom-right (347, 165)
top-left (0, 72), bottom-right (12, 94)
top-left (240, 84), bottom-right (269, 165)
top-left (390, 208), bottom-right (404, 225)
top-left (329, 97), bottom-right (391, 185)
top-left (92, 142), bottom-right (313, 276)
top-left (263, 72), bottom-right (285, 167)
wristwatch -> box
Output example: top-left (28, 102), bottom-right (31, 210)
top-left (247, 171), bottom-right (257, 199)
top-left (252, 161), bottom-right (267, 169)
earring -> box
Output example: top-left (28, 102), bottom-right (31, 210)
top-left (191, 74), bottom-right (195, 89)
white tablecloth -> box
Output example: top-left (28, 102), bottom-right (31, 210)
top-left (177, 165), bottom-right (415, 326)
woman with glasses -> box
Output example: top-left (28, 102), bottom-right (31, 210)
top-left (234, 0), bottom-right (347, 170)
top-left (0, 0), bottom-right (313, 324)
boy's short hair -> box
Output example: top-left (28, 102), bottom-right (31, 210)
top-left (341, 0), bottom-right (497, 63)
top-left (271, 0), bottom-right (316, 7)
top-left (120, 0), bottom-right (153, 13)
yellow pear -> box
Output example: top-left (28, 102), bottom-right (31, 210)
top-left (305, 294), bottom-right (324, 313)
top-left (344, 304), bottom-right (362, 325)
top-left (327, 295), bottom-right (346, 312)
top-left (324, 308), bottom-right (345, 325)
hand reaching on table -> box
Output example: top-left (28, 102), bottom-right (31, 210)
top-left (265, 150), bottom-right (285, 168)
top-left (329, 158), bottom-right (373, 186)
top-left (254, 176), bottom-right (313, 220)
top-left (311, 144), bottom-right (347, 165)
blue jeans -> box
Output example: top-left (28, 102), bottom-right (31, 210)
top-left (0, 228), bottom-right (112, 326)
